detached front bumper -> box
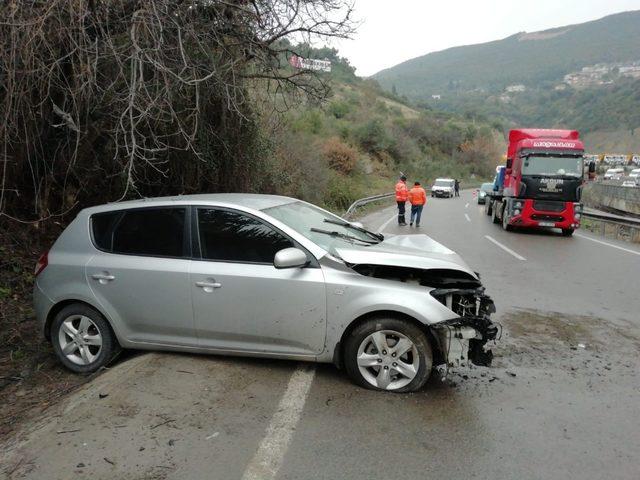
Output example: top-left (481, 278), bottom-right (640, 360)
top-left (429, 287), bottom-right (498, 367)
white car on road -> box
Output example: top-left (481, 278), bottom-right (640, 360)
top-left (431, 178), bottom-right (456, 198)
top-left (604, 168), bottom-right (624, 180)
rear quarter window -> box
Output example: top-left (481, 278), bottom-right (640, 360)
top-left (91, 211), bottom-right (121, 251)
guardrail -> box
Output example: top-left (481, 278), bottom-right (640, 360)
top-left (344, 192), bottom-right (394, 218)
top-left (581, 208), bottom-right (640, 243)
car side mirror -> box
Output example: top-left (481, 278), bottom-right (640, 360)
top-left (274, 247), bottom-right (309, 269)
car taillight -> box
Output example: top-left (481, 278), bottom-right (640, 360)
top-left (35, 251), bottom-right (48, 277)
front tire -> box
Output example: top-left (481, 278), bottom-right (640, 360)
top-left (502, 207), bottom-right (513, 231)
top-left (51, 304), bottom-right (120, 374)
top-left (344, 317), bottom-right (432, 392)
top-left (562, 228), bottom-right (574, 237)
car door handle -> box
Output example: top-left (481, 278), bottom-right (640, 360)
top-left (195, 281), bottom-right (222, 290)
top-left (91, 273), bottom-right (115, 283)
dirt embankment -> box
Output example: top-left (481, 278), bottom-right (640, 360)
top-left (0, 220), bottom-right (89, 437)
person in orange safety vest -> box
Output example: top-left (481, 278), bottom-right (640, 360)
top-left (408, 181), bottom-right (427, 227)
top-left (395, 175), bottom-right (408, 226)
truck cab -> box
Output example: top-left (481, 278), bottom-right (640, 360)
top-left (486, 129), bottom-right (584, 236)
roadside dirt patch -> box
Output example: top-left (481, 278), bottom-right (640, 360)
top-left (492, 309), bottom-right (640, 375)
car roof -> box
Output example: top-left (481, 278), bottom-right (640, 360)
top-left (81, 193), bottom-right (298, 214)
top-left (434, 178), bottom-right (454, 182)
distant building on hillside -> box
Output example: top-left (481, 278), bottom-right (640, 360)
top-left (505, 84), bottom-right (526, 93)
top-left (431, 94), bottom-right (441, 100)
top-left (564, 61), bottom-right (640, 88)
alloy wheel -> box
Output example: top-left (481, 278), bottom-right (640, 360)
top-left (58, 315), bottom-right (103, 366)
top-left (356, 330), bottom-right (420, 391)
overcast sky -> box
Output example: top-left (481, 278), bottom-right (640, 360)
top-left (335, 0), bottom-right (640, 77)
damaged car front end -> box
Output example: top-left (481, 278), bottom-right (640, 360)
top-left (348, 262), bottom-right (499, 370)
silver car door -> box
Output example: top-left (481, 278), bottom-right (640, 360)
top-left (86, 207), bottom-right (195, 346)
top-left (190, 207), bottom-right (327, 355)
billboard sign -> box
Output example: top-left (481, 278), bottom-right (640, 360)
top-left (289, 55), bottom-right (331, 72)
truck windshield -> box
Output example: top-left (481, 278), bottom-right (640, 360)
top-left (522, 156), bottom-right (582, 177)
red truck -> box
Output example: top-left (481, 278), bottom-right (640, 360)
top-left (485, 129), bottom-right (584, 236)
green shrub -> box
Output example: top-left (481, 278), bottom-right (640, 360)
top-left (327, 100), bottom-right (350, 119)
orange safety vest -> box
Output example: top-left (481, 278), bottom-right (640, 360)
top-left (395, 181), bottom-right (408, 202)
top-left (408, 186), bottom-right (427, 206)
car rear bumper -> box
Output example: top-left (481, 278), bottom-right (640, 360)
top-left (33, 281), bottom-right (54, 339)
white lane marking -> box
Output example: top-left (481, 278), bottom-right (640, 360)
top-left (484, 235), bottom-right (527, 261)
top-left (241, 366), bottom-right (315, 480)
top-left (464, 213), bottom-right (471, 222)
top-left (377, 213), bottom-right (397, 233)
top-left (575, 233), bottom-right (640, 257)
top-left (465, 203), bottom-right (469, 209)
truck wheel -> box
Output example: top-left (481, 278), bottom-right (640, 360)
top-left (502, 208), bottom-right (513, 231)
top-left (492, 202), bottom-right (500, 224)
top-left (562, 228), bottom-right (574, 237)
top-left (485, 200), bottom-right (492, 216)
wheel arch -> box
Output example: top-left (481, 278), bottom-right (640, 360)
top-left (45, 298), bottom-right (118, 344)
top-left (332, 310), bottom-right (441, 369)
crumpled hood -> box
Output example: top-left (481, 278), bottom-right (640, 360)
top-left (335, 234), bottom-right (477, 279)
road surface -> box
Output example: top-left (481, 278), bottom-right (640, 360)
top-left (2, 190), bottom-right (639, 480)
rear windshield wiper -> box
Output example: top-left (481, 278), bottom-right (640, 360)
top-left (323, 218), bottom-right (384, 242)
top-left (310, 227), bottom-right (379, 245)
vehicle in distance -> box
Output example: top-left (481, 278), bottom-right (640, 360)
top-left (485, 129), bottom-right (584, 236)
top-left (604, 168), bottom-right (624, 180)
top-left (477, 182), bottom-right (494, 205)
top-left (431, 178), bottom-right (455, 198)
top-left (629, 168), bottom-right (640, 179)
top-left (621, 179), bottom-right (638, 188)
top-left (34, 194), bottom-right (498, 392)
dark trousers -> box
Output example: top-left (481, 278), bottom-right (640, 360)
top-left (410, 205), bottom-right (423, 225)
top-left (397, 201), bottom-right (406, 224)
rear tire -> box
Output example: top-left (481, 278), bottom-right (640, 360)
top-left (562, 228), bottom-right (574, 237)
top-left (344, 317), bottom-right (432, 393)
top-left (51, 304), bottom-right (121, 374)
top-left (492, 202), bottom-right (500, 224)
top-left (485, 200), bottom-right (492, 216)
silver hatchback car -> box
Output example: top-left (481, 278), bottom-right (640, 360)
top-left (34, 194), bottom-right (497, 392)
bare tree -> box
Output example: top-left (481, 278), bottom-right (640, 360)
top-left (0, 0), bottom-right (355, 221)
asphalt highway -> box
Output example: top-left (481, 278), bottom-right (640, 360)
top-left (3, 190), bottom-right (639, 480)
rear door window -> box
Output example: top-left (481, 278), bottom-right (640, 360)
top-left (196, 208), bottom-right (293, 263)
top-left (111, 208), bottom-right (186, 257)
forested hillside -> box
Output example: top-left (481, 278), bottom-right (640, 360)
top-left (374, 10), bottom-right (640, 144)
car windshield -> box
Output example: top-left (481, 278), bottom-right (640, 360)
top-left (435, 180), bottom-right (453, 187)
top-left (522, 156), bottom-right (582, 177)
top-left (263, 201), bottom-right (378, 255)
top-left (480, 183), bottom-right (493, 192)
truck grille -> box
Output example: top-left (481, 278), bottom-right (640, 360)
top-left (533, 200), bottom-right (566, 212)
top-left (531, 214), bottom-right (564, 222)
